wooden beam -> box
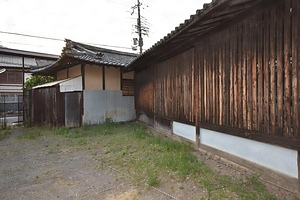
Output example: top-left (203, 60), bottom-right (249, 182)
top-left (102, 66), bottom-right (105, 90)
top-left (81, 64), bottom-right (85, 90)
top-left (193, 48), bottom-right (200, 147)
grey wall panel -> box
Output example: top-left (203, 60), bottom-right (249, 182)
top-left (65, 92), bottom-right (82, 127)
top-left (83, 90), bottom-right (135, 124)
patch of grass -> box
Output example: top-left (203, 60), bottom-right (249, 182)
top-left (17, 129), bottom-right (41, 140)
top-left (24, 122), bottom-right (275, 199)
top-left (0, 129), bottom-right (11, 141)
top-left (53, 122), bottom-right (119, 138)
top-left (92, 122), bottom-right (274, 199)
top-left (147, 170), bottom-right (160, 187)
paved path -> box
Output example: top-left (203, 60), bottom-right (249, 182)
top-left (0, 116), bottom-right (20, 125)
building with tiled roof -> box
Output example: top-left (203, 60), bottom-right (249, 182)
top-left (33, 39), bottom-right (136, 75)
top-left (29, 39), bottom-right (137, 127)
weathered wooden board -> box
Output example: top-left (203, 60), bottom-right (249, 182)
top-left (134, 0), bottom-right (300, 150)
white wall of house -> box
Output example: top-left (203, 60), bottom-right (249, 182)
top-left (105, 67), bottom-right (120, 90)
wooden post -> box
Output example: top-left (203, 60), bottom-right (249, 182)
top-left (81, 64), bottom-right (85, 125)
top-left (81, 64), bottom-right (85, 90)
top-left (171, 121), bottom-right (174, 135)
top-left (120, 67), bottom-right (123, 91)
top-left (102, 66), bottom-right (105, 90)
top-left (153, 64), bottom-right (156, 128)
top-left (22, 56), bottom-right (25, 125)
top-left (194, 47), bottom-right (200, 147)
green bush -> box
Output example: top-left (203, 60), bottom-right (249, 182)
top-left (23, 75), bottom-right (54, 90)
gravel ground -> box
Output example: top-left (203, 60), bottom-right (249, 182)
top-left (0, 128), bottom-right (204, 200)
top-left (0, 128), bottom-right (298, 200)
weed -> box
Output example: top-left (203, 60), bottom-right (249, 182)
top-left (48, 149), bottom-right (56, 154)
top-left (0, 129), bottom-right (11, 141)
top-left (54, 126), bottom-right (70, 136)
top-left (17, 129), bottom-right (41, 140)
top-left (147, 168), bottom-right (160, 186)
top-left (24, 118), bottom-right (33, 127)
top-left (23, 122), bottom-right (275, 199)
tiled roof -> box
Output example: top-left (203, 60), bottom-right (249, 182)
top-left (65, 40), bottom-right (137, 67)
top-left (33, 40), bottom-right (137, 74)
top-left (126, 0), bottom-right (268, 71)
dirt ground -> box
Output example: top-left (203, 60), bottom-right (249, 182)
top-left (0, 128), bottom-right (298, 200)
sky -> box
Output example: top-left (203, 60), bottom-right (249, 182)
top-left (0, 0), bottom-right (210, 55)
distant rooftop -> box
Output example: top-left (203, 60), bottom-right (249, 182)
top-left (0, 47), bottom-right (58, 69)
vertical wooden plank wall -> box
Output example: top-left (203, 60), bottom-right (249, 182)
top-left (134, 0), bottom-right (299, 150)
top-left (195, 0), bottom-right (299, 149)
top-left (153, 49), bottom-right (194, 123)
top-left (33, 86), bottom-right (65, 127)
top-left (135, 67), bottom-right (154, 114)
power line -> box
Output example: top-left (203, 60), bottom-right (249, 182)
top-left (0, 31), bottom-right (133, 50)
top-left (0, 31), bottom-right (63, 42)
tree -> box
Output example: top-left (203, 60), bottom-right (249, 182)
top-left (23, 75), bottom-right (54, 90)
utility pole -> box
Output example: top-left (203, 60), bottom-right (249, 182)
top-left (132, 0), bottom-right (149, 54)
top-left (137, 0), bottom-right (143, 54)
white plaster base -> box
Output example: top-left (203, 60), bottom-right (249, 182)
top-left (172, 121), bottom-right (196, 142)
top-left (200, 128), bottom-right (298, 178)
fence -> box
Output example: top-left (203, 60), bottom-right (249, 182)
top-left (0, 94), bottom-right (24, 128)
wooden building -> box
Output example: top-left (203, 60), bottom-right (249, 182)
top-left (0, 47), bottom-right (57, 112)
top-left (31, 39), bottom-right (137, 127)
top-left (126, 0), bottom-right (300, 179)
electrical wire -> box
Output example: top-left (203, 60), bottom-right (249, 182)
top-left (0, 31), bottom-right (133, 50)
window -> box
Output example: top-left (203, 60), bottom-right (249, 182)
top-left (122, 79), bottom-right (134, 96)
top-left (0, 71), bottom-right (22, 84)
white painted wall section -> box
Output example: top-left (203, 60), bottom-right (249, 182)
top-left (60, 76), bottom-right (82, 92)
top-left (200, 128), bottom-right (298, 178)
top-left (173, 121), bottom-right (196, 142)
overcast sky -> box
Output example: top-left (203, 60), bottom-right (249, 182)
top-left (0, 0), bottom-right (210, 55)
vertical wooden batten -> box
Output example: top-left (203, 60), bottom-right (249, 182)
top-left (102, 66), bottom-right (105, 90)
top-left (133, 0), bottom-right (300, 151)
top-left (22, 56), bottom-right (25, 124)
top-left (120, 67), bottom-right (123, 91)
top-left (81, 64), bottom-right (85, 124)
top-left (81, 64), bottom-right (85, 90)
top-left (291, 0), bottom-right (299, 138)
top-left (194, 47), bottom-right (200, 147)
